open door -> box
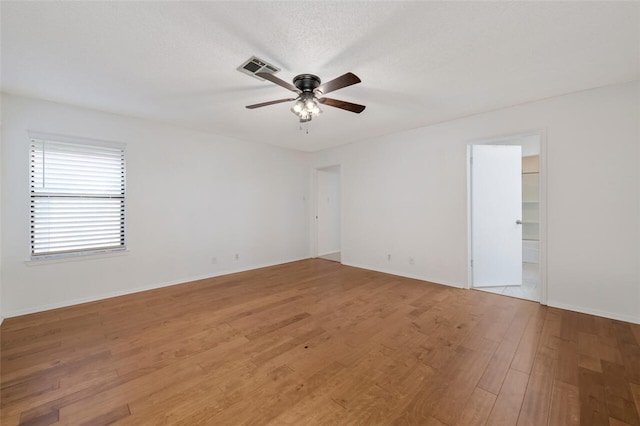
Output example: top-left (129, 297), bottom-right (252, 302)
top-left (315, 165), bottom-right (341, 262)
top-left (471, 145), bottom-right (523, 287)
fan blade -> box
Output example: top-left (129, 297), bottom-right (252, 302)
top-left (246, 98), bottom-right (296, 109)
top-left (256, 72), bottom-right (301, 93)
top-left (318, 97), bottom-right (366, 113)
top-left (316, 72), bottom-right (361, 95)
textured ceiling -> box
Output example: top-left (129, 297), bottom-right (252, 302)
top-left (2, 1), bottom-right (638, 152)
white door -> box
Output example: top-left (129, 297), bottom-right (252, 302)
top-left (471, 145), bottom-right (523, 287)
top-left (316, 166), bottom-right (341, 257)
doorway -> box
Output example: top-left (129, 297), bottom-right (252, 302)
top-left (468, 134), bottom-right (544, 302)
top-left (314, 165), bottom-right (341, 262)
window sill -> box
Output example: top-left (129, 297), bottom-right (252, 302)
top-left (25, 249), bottom-right (129, 266)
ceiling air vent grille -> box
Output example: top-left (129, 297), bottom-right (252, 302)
top-left (237, 56), bottom-right (280, 81)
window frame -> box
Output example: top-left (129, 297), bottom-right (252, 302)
top-left (28, 132), bottom-right (127, 260)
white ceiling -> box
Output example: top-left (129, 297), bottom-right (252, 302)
top-left (2, 2), bottom-right (638, 152)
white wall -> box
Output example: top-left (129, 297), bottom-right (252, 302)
top-left (316, 166), bottom-right (341, 256)
top-left (1, 94), bottom-right (311, 317)
top-left (0, 114), bottom-right (3, 325)
top-left (313, 81), bottom-right (640, 324)
top-left (2, 82), bottom-right (639, 325)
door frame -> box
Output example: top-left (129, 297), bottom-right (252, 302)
top-left (310, 164), bottom-right (342, 260)
top-left (466, 130), bottom-right (548, 305)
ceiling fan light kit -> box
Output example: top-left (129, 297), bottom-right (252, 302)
top-left (291, 94), bottom-right (321, 123)
top-left (246, 71), bottom-right (366, 123)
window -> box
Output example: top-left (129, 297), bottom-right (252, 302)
top-left (29, 137), bottom-right (126, 258)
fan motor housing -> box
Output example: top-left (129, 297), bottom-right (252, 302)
top-left (293, 74), bottom-right (321, 92)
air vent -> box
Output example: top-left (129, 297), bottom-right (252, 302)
top-left (237, 56), bottom-right (280, 81)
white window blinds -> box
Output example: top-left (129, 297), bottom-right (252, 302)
top-left (29, 138), bottom-right (126, 258)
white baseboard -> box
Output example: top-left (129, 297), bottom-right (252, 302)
top-left (341, 261), bottom-right (464, 289)
top-left (341, 264), bottom-right (639, 325)
top-left (317, 250), bottom-right (340, 257)
top-left (0, 316), bottom-right (3, 327)
top-left (547, 300), bottom-right (640, 325)
top-left (3, 256), bottom-right (310, 318)
top-left (8, 258), bottom-right (635, 327)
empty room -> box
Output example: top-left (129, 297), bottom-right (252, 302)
top-left (1, 1), bottom-right (639, 425)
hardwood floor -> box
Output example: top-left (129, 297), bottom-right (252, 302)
top-left (1, 259), bottom-right (639, 425)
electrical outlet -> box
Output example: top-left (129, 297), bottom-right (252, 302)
top-left (235, 253), bottom-right (239, 261)
top-left (387, 254), bottom-right (391, 261)
top-left (409, 257), bottom-right (415, 265)
top-left (211, 256), bottom-right (217, 264)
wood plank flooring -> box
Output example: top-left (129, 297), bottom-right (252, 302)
top-left (1, 259), bottom-right (639, 425)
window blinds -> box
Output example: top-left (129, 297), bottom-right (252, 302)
top-left (29, 139), bottom-right (126, 258)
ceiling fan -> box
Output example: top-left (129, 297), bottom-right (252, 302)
top-left (246, 72), bottom-right (366, 122)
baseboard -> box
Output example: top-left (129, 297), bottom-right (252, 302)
top-left (0, 316), bottom-right (4, 327)
top-left (342, 264), bottom-right (638, 325)
top-left (341, 261), bottom-right (464, 289)
top-left (317, 250), bottom-right (340, 257)
top-left (547, 300), bottom-right (640, 325)
top-left (3, 256), bottom-right (310, 318)
top-left (11, 257), bottom-right (635, 326)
